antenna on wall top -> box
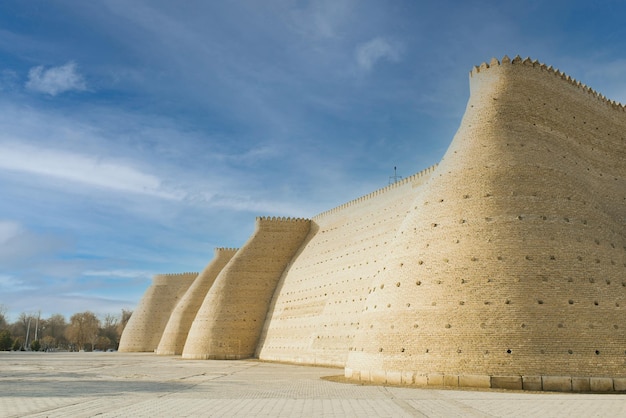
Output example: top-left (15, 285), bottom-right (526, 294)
top-left (389, 166), bottom-right (402, 185)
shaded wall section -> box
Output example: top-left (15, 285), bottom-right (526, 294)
top-left (119, 272), bottom-right (197, 352)
top-left (156, 248), bottom-right (238, 355)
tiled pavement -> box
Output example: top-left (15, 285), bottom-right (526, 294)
top-left (1, 352), bottom-right (625, 417)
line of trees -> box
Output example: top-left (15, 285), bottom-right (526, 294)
top-left (0, 305), bottom-right (132, 352)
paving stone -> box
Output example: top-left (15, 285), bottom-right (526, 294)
top-left (1, 352), bottom-right (626, 418)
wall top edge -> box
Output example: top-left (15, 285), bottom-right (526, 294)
top-left (255, 216), bottom-right (311, 222)
top-left (313, 164), bottom-right (438, 221)
top-left (470, 55), bottom-right (625, 110)
top-left (153, 272), bottom-right (199, 278)
top-left (215, 247), bottom-right (239, 252)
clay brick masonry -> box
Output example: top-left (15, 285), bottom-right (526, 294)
top-left (120, 56), bottom-right (626, 392)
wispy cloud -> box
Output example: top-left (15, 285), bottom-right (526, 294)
top-left (0, 274), bottom-right (34, 292)
top-left (0, 142), bottom-right (184, 200)
top-left (82, 269), bottom-right (154, 280)
top-left (288, 0), bottom-right (355, 39)
top-left (26, 61), bottom-right (87, 96)
top-left (355, 37), bottom-right (403, 71)
top-left (0, 220), bottom-right (67, 267)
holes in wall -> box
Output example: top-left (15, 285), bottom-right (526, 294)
top-left (568, 299), bottom-right (574, 305)
top-left (506, 349), bottom-right (512, 354)
top-left (445, 324), bottom-right (451, 328)
top-left (416, 280), bottom-right (421, 286)
top-left (538, 300), bottom-right (544, 304)
top-left (595, 350), bottom-right (600, 355)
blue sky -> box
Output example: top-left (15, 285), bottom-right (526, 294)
top-left (1, 1), bottom-right (626, 321)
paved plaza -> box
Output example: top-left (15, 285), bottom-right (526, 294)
top-left (1, 352), bottom-right (625, 417)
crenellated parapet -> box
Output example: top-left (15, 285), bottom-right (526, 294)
top-left (470, 55), bottom-right (626, 111)
top-left (152, 272), bottom-right (199, 285)
top-left (215, 247), bottom-right (239, 253)
top-left (313, 164), bottom-right (437, 221)
top-left (255, 216), bottom-right (310, 224)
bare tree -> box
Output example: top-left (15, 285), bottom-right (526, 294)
top-left (65, 312), bottom-right (100, 351)
top-left (0, 304), bottom-right (7, 329)
top-left (116, 309), bottom-right (132, 337)
top-left (42, 314), bottom-right (68, 349)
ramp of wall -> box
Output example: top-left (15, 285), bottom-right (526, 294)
top-left (118, 272), bottom-right (198, 352)
top-left (345, 56), bottom-right (626, 385)
top-left (256, 167), bottom-right (435, 366)
top-left (156, 248), bottom-right (238, 355)
top-left (182, 217), bottom-right (311, 360)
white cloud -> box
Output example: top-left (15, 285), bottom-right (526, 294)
top-left (0, 142), bottom-right (184, 200)
top-left (26, 61), bottom-right (87, 96)
top-left (355, 37), bottom-right (402, 71)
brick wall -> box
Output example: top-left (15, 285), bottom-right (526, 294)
top-left (182, 217), bottom-right (311, 359)
top-left (156, 248), bottom-right (238, 355)
top-left (256, 167), bottom-right (434, 366)
top-left (345, 56), bottom-right (626, 383)
top-left (118, 272), bottom-right (198, 352)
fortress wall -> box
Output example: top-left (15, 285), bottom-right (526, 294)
top-left (256, 167), bottom-right (435, 366)
top-left (156, 247), bottom-right (238, 355)
top-left (182, 217), bottom-right (311, 360)
top-left (118, 272), bottom-right (198, 352)
top-left (345, 56), bottom-right (626, 384)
